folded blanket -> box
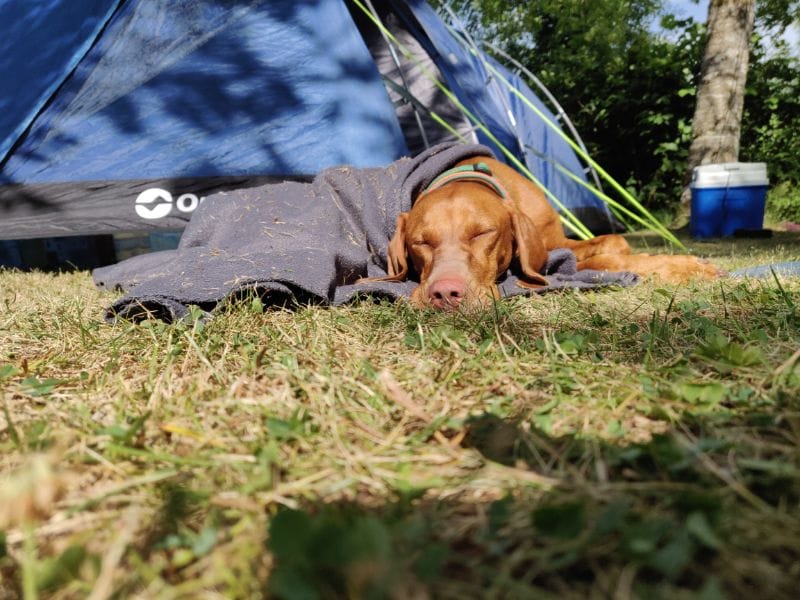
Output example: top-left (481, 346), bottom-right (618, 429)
top-left (93, 142), bottom-right (638, 321)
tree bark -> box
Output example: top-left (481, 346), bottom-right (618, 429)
top-left (676, 0), bottom-right (756, 224)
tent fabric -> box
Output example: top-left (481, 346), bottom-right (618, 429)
top-left (0, 0), bottom-right (123, 164)
top-left (0, 0), bottom-right (408, 238)
top-left (4, 0), bottom-right (407, 181)
top-left (402, 0), bottom-right (617, 232)
top-left (352, 7), bottom-right (477, 155)
top-left (0, 0), bottom-right (617, 243)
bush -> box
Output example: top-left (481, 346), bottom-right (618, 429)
top-left (445, 1), bottom-right (800, 216)
top-left (766, 182), bottom-right (800, 223)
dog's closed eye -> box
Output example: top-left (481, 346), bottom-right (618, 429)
top-left (469, 229), bottom-right (496, 242)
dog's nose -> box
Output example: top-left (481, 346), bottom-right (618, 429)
top-left (428, 277), bottom-right (466, 309)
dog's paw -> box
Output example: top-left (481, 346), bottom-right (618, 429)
top-left (691, 257), bottom-right (727, 280)
top-left (663, 256), bottom-right (725, 283)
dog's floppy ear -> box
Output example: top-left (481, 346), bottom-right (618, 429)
top-left (387, 212), bottom-right (409, 279)
top-left (357, 213), bottom-right (409, 284)
top-left (509, 208), bottom-right (549, 288)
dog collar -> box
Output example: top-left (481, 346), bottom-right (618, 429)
top-left (423, 162), bottom-right (509, 200)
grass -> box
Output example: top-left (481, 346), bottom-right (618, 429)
top-left (1, 233), bottom-right (799, 599)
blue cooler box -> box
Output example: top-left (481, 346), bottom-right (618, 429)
top-left (690, 162), bottom-right (769, 238)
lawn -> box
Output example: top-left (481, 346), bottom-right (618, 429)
top-left (1, 233), bottom-right (799, 599)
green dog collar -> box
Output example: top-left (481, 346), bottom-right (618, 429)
top-left (423, 162), bottom-right (509, 200)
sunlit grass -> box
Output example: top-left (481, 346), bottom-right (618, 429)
top-left (1, 233), bottom-right (799, 598)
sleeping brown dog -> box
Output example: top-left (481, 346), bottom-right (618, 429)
top-left (372, 156), bottom-right (721, 309)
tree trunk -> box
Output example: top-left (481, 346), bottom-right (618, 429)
top-left (676, 0), bottom-right (756, 224)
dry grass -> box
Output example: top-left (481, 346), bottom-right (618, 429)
top-left (1, 233), bottom-right (799, 599)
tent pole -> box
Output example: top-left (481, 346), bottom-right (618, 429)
top-left (363, 0), bottom-right (431, 150)
top-left (478, 56), bottom-right (684, 248)
top-left (438, 5), bottom-right (527, 160)
top-left (484, 42), bottom-right (605, 195)
top-left (352, 0), bottom-right (593, 239)
top-left (438, 4), bottom-right (620, 232)
top-left (431, 10), bottom-right (682, 248)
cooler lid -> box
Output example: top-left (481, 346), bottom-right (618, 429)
top-left (691, 162), bottom-right (769, 189)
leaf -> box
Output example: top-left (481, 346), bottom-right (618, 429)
top-left (487, 497), bottom-right (513, 536)
top-left (531, 413), bottom-right (552, 434)
top-left (647, 527), bottom-right (694, 579)
top-left (621, 518), bottom-right (671, 557)
top-left (686, 511), bottom-right (722, 550)
top-left (606, 420), bottom-right (625, 437)
top-left (403, 330), bottom-right (422, 348)
top-left (592, 500), bottom-right (630, 537)
top-left (694, 336), bottom-right (765, 373)
top-left (21, 377), bottom-right (63, 398)
top-left (414, 543), bottom-right (448, 583)
top-left (675, 381), bottom-right (727, 405)
top-left (96, 412), bottom-right (150, 447)
top-left (269, 565), bottom-right (321, 600)
top-left (269, 509), bottom-right (312, 559)
top-left (532, 502), bottom-right (586, 539)
top-left (191, 525), bottom-right (219, 556)
top-left (250, 296), bottom-right (264, 314)
top-left (171, 548), bottom-right (194, 569)
top-left (341, 516), bottom-right (391, 563)
top-left (0, 364), bottom-right (20, 380)
top-left (36, 545), bottom-right (88, 592)
top-left (737, 458), bottom-right (800, 478)
top-left (535, 398), bottom-right (559, 415)
top-left (265, 417), bottom-right (302, 441)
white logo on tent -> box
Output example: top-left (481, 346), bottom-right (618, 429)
top-left (135, 188), bottom-right (174, 219)
top-left (135, 188), bottom-right (204, 219)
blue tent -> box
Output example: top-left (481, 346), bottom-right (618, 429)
top-left (0, 0), bottom-right (617, 243)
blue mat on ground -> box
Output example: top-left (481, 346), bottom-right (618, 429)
top-left (730, 262), bottom-right (800, 278)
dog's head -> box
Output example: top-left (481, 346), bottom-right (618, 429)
top-left (387, 175), bottom-right (548, 309)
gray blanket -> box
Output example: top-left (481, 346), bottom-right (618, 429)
top-left (93, 143), bottom-right (638, 321)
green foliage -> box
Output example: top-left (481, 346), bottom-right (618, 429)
top-left (694, 334), bottom-right (765, 374)
top-left (267, 506), bottom-right (441, 599)
top-left (741, 32), bottom-right (800, 185)
top-left (96, 411), bottom-right (151, 448)
top-left (20, 376), bottom-right (63, 398)
top-left (35, 546), bottom-right (92, 593)
top-left (766, 182), bottom-right (800, 223)
top-left (2, 244), bottom-right (799, 598)
top-left (755, 0), bottom-right (800, 32)
top-left (444, 0), bottom-right (706, 211)
top-left (442, 0), bottom-right (800, 215)
top-left (264, 412), bottom-right (795, 598)
top-left (532, 501), bottom-right (586, 539)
